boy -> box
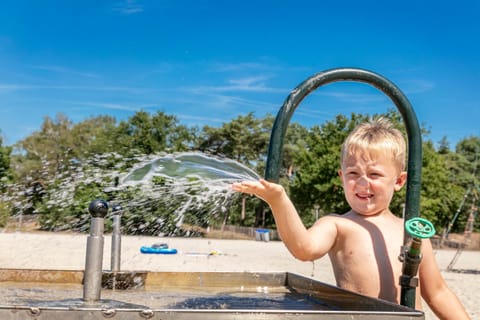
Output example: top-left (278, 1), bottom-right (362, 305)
top-left (232, 118), bottom-right (469, 319)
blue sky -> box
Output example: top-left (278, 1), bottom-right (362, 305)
top-left (0, 0), bottom-right (479, 148)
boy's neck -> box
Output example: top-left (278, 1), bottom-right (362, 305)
top-left (348, 209), bottom-right (394, 220)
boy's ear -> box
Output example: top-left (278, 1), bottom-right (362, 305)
top-left (394, 171), bottom-right (408, 191)
top-left (338, 169), bottom-right (343, 177)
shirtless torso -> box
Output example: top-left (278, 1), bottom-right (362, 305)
top-left (323, 211), bottom-right (422, 308)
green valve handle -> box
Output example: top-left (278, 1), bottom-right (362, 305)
top-left (405, 217), bottom-right (435, 239)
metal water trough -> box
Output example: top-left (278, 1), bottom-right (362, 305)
top-left (0, 196), bottom-right (423, 319)
top-left (0, 270), bottom-right (423, 319)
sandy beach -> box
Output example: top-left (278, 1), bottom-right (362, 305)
top-left (0, 232), bottom-right (477, 319)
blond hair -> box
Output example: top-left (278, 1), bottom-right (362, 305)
top-left (340, 117), bottom-right (406, 172)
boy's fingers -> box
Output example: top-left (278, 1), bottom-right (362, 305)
top-left (259, 179), bottom-right (269, 187)
top-left (232, 181), bottom-right (256, 193)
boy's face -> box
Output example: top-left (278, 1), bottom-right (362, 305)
top-left (339, 151), bottom-right (407, 217)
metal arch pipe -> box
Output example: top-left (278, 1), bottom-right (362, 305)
top-left (264, 67), bottom-right (423, 308)
top-left (265, 67), bottom-right (422, 225)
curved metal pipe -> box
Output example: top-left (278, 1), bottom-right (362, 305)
top-left (264, 67), bottom-right (423, 308)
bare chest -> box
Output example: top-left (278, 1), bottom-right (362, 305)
top-left (329, 218), bottom-right (404, 301)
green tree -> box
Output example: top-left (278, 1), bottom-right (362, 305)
top-left (0, 132), bottom-right (13, 226)
top-left (10, 114), bottom-right (76, 215)
top-left (0, 133), bottom-right (13, 186)
top-left (419, 141), bottom-right (464, 231)
top-left (437, 136), bottom-right (450, 154)
top-left (112, 110), bottom-right (195, 155)
top-left (70, 115), bottom-right (118, 156)
top-left (444, 136), bottom-right (480, 233)
top-left (4, 106), bottom-right (479, 236)
top-left (280, 122), bottom-right (309, 180)
top-left (15, 113), bottom-right (73, 179)
top-left (198, 112), bottom-right (271, 166)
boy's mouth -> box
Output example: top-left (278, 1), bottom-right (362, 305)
top-left (356, 193), bottom-right (373, 200)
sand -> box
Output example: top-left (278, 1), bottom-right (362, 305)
top-left (0, 232), bottom-right (478, 319)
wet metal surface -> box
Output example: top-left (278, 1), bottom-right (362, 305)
top-left (0, 270), bottom-right (424, 319)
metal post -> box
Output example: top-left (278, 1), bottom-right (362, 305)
top-left (314, 204), bottom-right (320, 221)
top-left (111, 204), bottom-right (122, 272)
top-left (83, 199), bottom-right (108, 303)
top-left (399, 238), bottom-right (422, 307)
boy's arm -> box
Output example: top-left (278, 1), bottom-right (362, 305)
top-left (232, 179), bottom-right (337, 261)
top-left (419, 239), bottom-right (470, 320)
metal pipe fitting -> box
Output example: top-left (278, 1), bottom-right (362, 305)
top-left (111, 204), bottom-right (123, 272)
top-left (83, 199), bottom-right (108, 303)
top-left (399, 238), bottom-right (422, 307)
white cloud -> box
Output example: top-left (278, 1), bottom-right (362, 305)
top-left (185, 80), bottom-right (285, 94)
top-left (68, 101), bottom-right (156, 112)
top-left (176, 113), bottom-right (227, 124)
top-left (30, 65), bottom-right (99, 79)
top-left (0, 84), bottom-right (33, 91)
top-left (212, 62), bottom-right (273, 72)
top-left (228, 76), bottom-right (268, 86)
top-left (113, 0), bottom-right (144, 15)
top-left (0, 83), bottom-right (157, 95)
top-left (401, 79), bottom-right (435, 94)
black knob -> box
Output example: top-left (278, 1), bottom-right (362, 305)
top-left (112, 204), bottom-right (123, 215)
top-left (88, 199), bottom-right (109, 218)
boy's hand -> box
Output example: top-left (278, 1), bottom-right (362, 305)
top-left (232, 179), bottom-right (284, 204)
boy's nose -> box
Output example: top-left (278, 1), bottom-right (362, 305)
top-left (357, 176), bottom-right (370, 186)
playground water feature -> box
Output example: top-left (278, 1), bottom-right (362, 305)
top-left (0, 67), bottom-right (430, 319)
top-left (0, 151), bottom-right (423, 319)
top-left (0, 271), bottom-right (423, 319)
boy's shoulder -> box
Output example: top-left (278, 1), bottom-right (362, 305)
top-left (320, 211), bottom-right (404, 231)
top-left (322, 211), bottom-right (357, 221)
top-left (317, 212), bottom-right (357, 228)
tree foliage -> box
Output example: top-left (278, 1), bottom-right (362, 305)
top-left (0, 132), bottom-right (13, 226)
top-left (197, 112), bottom-right (272, 166)
top-left (0, 133), bottom-right (12, 186)
top-left (0, 109), bottom-right (478, 235)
